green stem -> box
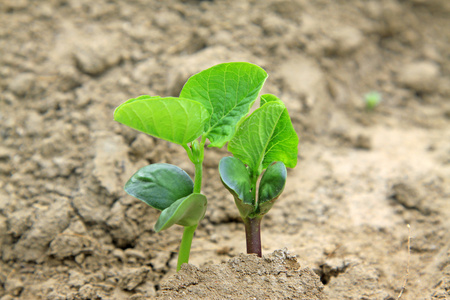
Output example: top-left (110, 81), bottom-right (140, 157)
top-left (193, 161), bottom-right (202, 193)
top-left (177, 224), bottom-right (198, 271)
top-left (192, 137), bottom-right (205, 194)
top-left (243, 216), bottom-right (263, 257)
top-left (176, 137), bottom-right (206, 271)
top-left (182, 144), bottom-right (194, 162)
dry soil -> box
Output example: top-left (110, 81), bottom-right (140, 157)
top-left (0, 0), bottom-right (449, 299)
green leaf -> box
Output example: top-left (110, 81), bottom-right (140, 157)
top-left (154, 193), bottom-right (207, 232)
top-left (260, 93), bottom-right (283, 106)
top-left (219, 157), bottom-right (255, 218)
top-left (124, 163), bottom-right (193, 211)
top-left (228, 94), bottom-right (298, 174)
top-left (180, 62), bottom-right (268, 148)
top-left (219, 157), bottom-right (253, 205)
top-left (114, 96), bottom-right (210, 145)
top-left (258, 162), bottom-right (287, 215)
top-left (119, 95), bottom-right (161, 105)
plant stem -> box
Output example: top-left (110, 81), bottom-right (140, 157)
top-left (193, 161), bottom-right (202, 194)
top-left (177, 224), bottom-right (198, 271)
top-left (176, 137), bottom-right (205, 271)
top-left (189, 137), bottom-right (205, 194)
top-left (243, 216), bottom-right (262, 257)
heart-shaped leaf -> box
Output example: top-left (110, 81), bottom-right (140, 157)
top-left (154, 193), bottom-right (207, 232)
top-left (124, 163), bottom-right (193, 211)
top-left (228, 94), bottom-right (298, 175)
top-left (180, 62), bottom-right (268, 148)
top-left (219, 157), bottom-right (254, 218)
top-left (258, 161), bottom-right (287, 215)
top-left (114, 96), bottom-right (210, 145)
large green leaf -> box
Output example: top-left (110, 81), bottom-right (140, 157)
top-left (114, 96), bottom-right (210, 145)
top-left (180, 62), bottom-right (268, 148)
top-left (258, 162), bottom-right (287, 215)
top-left (154, 193), bottom-right (207, 232)
top-left (228, 94), bottom-right (298, 174)
top-left (124, 163), bottom-right (193, 211)
top-left (219, 157), bottom-right (254, 218)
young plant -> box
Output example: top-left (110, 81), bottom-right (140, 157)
top-left (219, 94), bottom-right (299, 257)
top-left (364, 91), bottom-right (382, 110)
top-left (114, 62), bottom-right (268, 270)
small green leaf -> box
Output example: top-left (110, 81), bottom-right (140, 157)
top-left (124, 163), bottom-right (193, 211)
top-left (219, 156), bottom-right (254, 196)
top-left (228, 94), bottom-right (298, 174)
top-left (258, 162), bottom-right (287, 215)
top-left (114, 96), bottom-right (210, 145)
top-left (219, 157), bottom-right (255, 218)
top-left (219, 157), bottom-right (253, 205)
top-left (154, 193), bottom-right (207, 232)
top-left (180, 62), bottom-right (268, 148)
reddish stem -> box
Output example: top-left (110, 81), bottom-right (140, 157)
top-left (244, 216), bottom-right (262, 257)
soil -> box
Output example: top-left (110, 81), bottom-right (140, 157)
top-left (0, 0), bottom-right (449, 299)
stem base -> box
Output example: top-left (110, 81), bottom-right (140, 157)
top-left (177, 224), bottom-right (198, 271)
top-left (244, 217), bottom-right (262, 257)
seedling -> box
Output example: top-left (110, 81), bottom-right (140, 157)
top-left (219, 94), bottom-right (298, 257)
top-left (114, 62), bottom-right (268, 270)
top-left (364, 91), bottom-right (382, 110)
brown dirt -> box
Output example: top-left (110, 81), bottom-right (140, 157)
top-left (1, 0), bottom-right (449, 299)
top-left (159, 249), bottom-right (325, 300)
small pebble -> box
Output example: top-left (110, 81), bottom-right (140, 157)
top-left (75, 253), bottom-right (85, 264)
top-left (5, 277), bottom-right (24, 296)
top-left (354, 134), bottom-right (371, 150)
top-left (112, 248), bottom-right (125, 262)
top-left (125, 249), bottom-right (146, 260)
top-left (78, 284), bottom-right (98, 299)
top-left (329, 26), bottom-right (364, 55)
top-left (120, 267), bottom-right (150, 291)
top-left (397, 61), bottom-right (440, 92)
top-left (9, 73), bottom-right (35, 96)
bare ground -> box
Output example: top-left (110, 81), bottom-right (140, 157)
top-left (0, 0), bottom-right (449, 299)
